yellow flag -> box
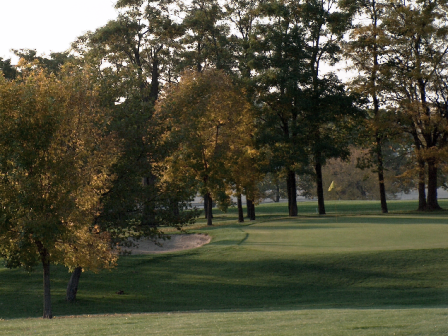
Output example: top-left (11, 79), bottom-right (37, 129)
top-left (328, 181), bottom-right (335, 191)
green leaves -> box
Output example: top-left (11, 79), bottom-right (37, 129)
top-left (0, 57), bottom-right (17, 79)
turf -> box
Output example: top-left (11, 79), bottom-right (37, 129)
top-left (1, 199), bottom-right (448, 334)
top-left (2, 308), bottom-right (448, 335)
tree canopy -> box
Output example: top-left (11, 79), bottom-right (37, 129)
top-left (0, 66), bottom-right (120, 318)
top-left (156, 69), bottom-right (255, 225)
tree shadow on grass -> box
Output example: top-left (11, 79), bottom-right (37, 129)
top-left (2, 248), bottom-right (448, 318)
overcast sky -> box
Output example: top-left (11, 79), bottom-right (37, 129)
top-left (0, 0), bottom-right (353, 80)
top-left (0, 0), bottom-right (118, 62)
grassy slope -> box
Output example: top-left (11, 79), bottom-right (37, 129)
top-left (1, 199), bottom-right (448, 334)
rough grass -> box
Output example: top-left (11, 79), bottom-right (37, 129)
top-left (1, 199), bottom-right (448, 335)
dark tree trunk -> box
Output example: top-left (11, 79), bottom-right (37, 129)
top-left (247, 199), bottom-right (253, 219)
top-left (427, 159), bottom-right (441, 210)
top-left (66, 266), bottom-right (82, 303)
top-left (197, 42), bottom-right (203, 73)
top-left (204, 195), bottom-right (213, 219)
top-left (375, 134), bottom-right (388, 213)
top-left (370, 10), bottom-right (388, 214)
top-left (417, 159), bottom-right (427, 211)
top-left (287, 170), bottom-right (298, 216)
top-left (250, 201), bottom-right (256, 221)
top-left (141, 49), bottom-right (161, 226)
top-left (36, 242), bottom-right (52, 319)
top-left (150, 54), bottom-right (160, 103)
top-left (42, 256), bottom-right (52, 319)
top-left (237, 194), bottom-right (244, 223)
top-left (315, 160), bottom-right (326, 215)
top-left (206, 193), bottom-right (213, 226)
top-left (246, 199), bottom-right (256, 220)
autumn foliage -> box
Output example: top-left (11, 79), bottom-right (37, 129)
top-left (0, 66), bottom-right (120, 318)
top-left (156, 69), bottom-right (255, 225)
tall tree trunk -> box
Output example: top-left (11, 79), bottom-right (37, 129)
top-left (206, 193), bottom-right (213, 226)
top-left (370, 5), bottom-right (388, 214)
top-left (36, 242), bottom-right (52, 319)
top-left (286, 176), bottom-right (291, 214)
top-left (315, 158), bottom-right (326, 215)
top-left (247, 199), bottom-right (253, 219)
top-left (375, 133), bottom-right (388, 213)
top-left (42, 256), bottom-right (52, 319)
top-left (250, 201), bottom-right (256, 221)
top-left (150, 53), bottom-right (161, 103)
top-left (142, 48), bottom-right (160, 226)
top-left (275, 184), bottom-right (280, 202)
top-left (66, 266), bottom-right (82, 303)
top-left (287, 170), bottom-right (298, 216)
top-left (204, 195), bottom-right (213, 219)
top-left (237, 194), bottom-right (244, 223)
top-left (417, 159), bottom-right (427, 211)
top-left (427, 159), bottom-right (441, 210)
top-left (197, 42), bottom-right (203, 73)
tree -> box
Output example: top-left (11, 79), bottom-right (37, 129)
top-left (250, 0), bottom-right (310, 216)
top-left (67, 2), bottom-right (199, 301)
top-left (228, 145), bottom-right (264, 221)
top-left (298, 0), bottom-right (363, 215)
top-left (12, 49), bottom-right (75, 74)
top-left (247, 0), bottom-right (362, 216)
top-left (0, 66), bottom-right (120, 318)
top-left (342, 0), bottom-right (393, 212)
top-left (224, 0), bottom-right (260, 80)
top-left (0, 57), bottom-right (17, 79)
top-left (180, 0), bottom-right (232, 72)
top-left (156, 69), bottom-right (254, 225)
top-left (224, 0), bottom-right (266, 219)
top-left (382, 0), bottom-right (448, 210)
top-left (73, 0), bottom-right (184, 104)
top-left (71, 0), bottom-right (196, 230)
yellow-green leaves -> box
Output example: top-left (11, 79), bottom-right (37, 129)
top-left (0, 66), bottom-right (120, 271)
top-left (156, 69), bottom-right (254, 217)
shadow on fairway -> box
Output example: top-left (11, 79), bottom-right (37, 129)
top-left (3, 202), bottom-right (448, 319)
top-left (2, 247), bottom-right (448, 319)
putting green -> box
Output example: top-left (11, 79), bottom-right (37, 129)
top-left (239, 215), bottom-right (448, 254)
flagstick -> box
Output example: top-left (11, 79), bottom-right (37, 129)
top-left (328, 181), bottom-right (337, 222)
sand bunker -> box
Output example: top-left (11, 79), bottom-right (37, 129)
top-left (124, 234), bottom-right (211, 254)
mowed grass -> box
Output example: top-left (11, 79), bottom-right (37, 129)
top-left (2, 308), bottom-right (448, 335)
top-left (2, 199), bottom-right (448, 335)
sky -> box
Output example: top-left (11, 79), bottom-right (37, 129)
top-left (0, 0), bottom-right (119, 63)
top-left (0, 0), bottom-right (353, 79)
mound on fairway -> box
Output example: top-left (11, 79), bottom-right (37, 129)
top-left (125, 233), bottom-right (211, 254)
